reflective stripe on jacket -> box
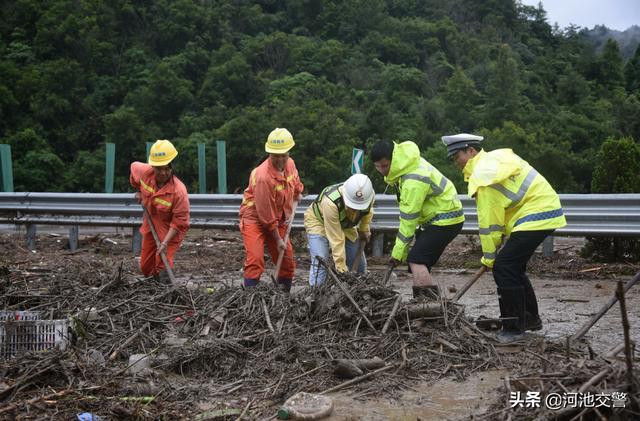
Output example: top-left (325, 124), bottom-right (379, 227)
top-left (129, 162), bottom-right (190, 241)
top-left (304, 185), bottom-right (373, 272)
top-left (463, 149), bottom-right (567, 268)
top-left (312, 183), bottom-right (371, 229)
top-left (239, 157), bottom-right (304, 231)
top-left (385, 141), bottom-right (464, 261)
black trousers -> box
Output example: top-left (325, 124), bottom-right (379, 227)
top-left (493, 230), bottom-right (553, 332)
top-left (407, 222), bottom-right (463, 271)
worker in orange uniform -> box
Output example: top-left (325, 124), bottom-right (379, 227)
top-left (130, 139), bottom-right (190, 282)
top-left (239, 128), bottom-right (304, 292)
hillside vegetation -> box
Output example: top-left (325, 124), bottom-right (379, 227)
top-left (1, 0), bottom-right (639, 194)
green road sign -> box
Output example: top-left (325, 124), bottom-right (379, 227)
top-left (351, 148), bottom-right (364, 174)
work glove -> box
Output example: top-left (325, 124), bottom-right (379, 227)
top-left (358, 230), bottom-right (371, 243)
top-left (388, 257), bottom-right (401, 268)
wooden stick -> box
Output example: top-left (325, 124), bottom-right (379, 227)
top-left (271, 200), bottom-right (298, 284)
top-left (605, 340), bottom-right (635, 359)
top-left (381, 295), bottom-right (402, 334)
top-left (383, 263), bottom-right (394, 286)
top-left (290, 363), bottom-right (328, 381)
top-left (452, 266), bottom-right (487, 302)
top-left (141, 205), bottom-right (176, 284)
top-left (350, 239), bottom-right (366, 272)
top-left (616, 280), bottom-right (635, 390)
top-left (235, 398), bottom-right (254, 421)
top-left (571, 271), bottom-right (640, 342)
top-left (0, 389), bottom-right (70, 415)
top-left (319, 257), bottom-right (377, 332)
top-left (321, 364), bottom-right (395, 394)
top-left (109, 322), bottom-right (150, 361)
top-left (578, 367), bottom-right (611, 393)
top-left (260, 298), bottom-right (274, 333)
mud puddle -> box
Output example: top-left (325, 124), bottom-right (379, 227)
top-left (325, 369), bottom-right (506, 420)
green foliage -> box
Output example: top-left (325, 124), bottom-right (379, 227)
top-left (624, 46), bottom-right (640, 93)
top-left (584, 137), bottom-right (640, 262)
top-left (0, 0), bottom-right (638, 196)
top-left (591, 137), bottom-right (640, 193)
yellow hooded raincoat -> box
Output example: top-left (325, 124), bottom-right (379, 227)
top-left (386, 141), bottom-right (464, 262)
top-left (463, 149), bottom-right (567, 268)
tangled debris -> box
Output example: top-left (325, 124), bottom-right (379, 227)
top-left (0, 253), bottom-right (509, 420)
top-left (482, 347), bottom-right (640, 420)
top-left (0, 237), bottom-right (638, 420)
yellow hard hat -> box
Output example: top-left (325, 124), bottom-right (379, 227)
top-left (265, 128), bottom-right (295, 154)
top-left (148, 139), bottom-right (178, 166)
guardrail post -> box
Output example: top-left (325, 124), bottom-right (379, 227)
top-left (26, 224), bottom-right (36, 251)
top-left (105, 143), bottom-right (115, 193)
top-left (542, 236), bottom-right (554, 257)
top-left (132, 227), bottom-right (142, 255)
top-left (198, 143), bottom-right (206, 193)
top-left (216, 140), bottom-right (227, 194)
top-left (68, 226), bottom-right (79, 251)
top-left (372, 233), bottom-right (384, 257)
top-left (0, 144), bottom-right (14, 192)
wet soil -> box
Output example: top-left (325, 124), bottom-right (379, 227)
top-left (1, 228), bottom-right (638, 420)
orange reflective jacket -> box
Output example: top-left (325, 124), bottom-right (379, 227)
top-left (130, 162), bottom-right (190, 241)
top-left (239, 158), bottom-right (304, 231)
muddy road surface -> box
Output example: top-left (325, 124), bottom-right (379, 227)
top-left (0, 229), bottom-right (638, 420)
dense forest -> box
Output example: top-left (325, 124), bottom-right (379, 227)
top-left (1, 0), bottom-right (639, 195)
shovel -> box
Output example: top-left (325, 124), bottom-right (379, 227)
top-left (142, 205), bottom-right (176, 284)
top-left (271, 200), bottom-right (298, 285)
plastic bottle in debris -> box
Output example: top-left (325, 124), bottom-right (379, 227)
top-left (276, 392), bottom-right (333, 420)
top-left (277, 407), bottom-right (291, 420)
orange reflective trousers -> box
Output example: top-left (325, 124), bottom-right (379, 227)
top-left (140, 233), bottom-right (181, 277)
top-left (240, 221), bottom-right (295, 282)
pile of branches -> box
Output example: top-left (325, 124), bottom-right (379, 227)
top-left (481, 348), bottom-right (640, 420)
top-left (0, 254), bottom-right (510, 419)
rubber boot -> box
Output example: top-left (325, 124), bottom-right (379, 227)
top-left (522, 276), bottom-right (543, 331)
top-left (243, 278), bottom-right (259, 288)
top-left (412, 285), bottom-right (440, 300)
top-left (495, 287), bottom-right (526, 344)
top-left (524, 313), bottom-right (543, 331)
top-left (496, 330), bottom-right (526, 344)
top-left (277, 278), bottom-right (292, 293)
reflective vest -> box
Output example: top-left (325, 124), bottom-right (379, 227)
top-left (384, 141), bottom-right (464, 261)
top-left (312, 183), bottom-right (370, 229)
top-left (464, 149), bottom-right (567, 268)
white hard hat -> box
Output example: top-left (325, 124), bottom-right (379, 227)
top-left (343, 174), bottom-right (374, 210)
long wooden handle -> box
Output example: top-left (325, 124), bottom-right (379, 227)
top-left (383, 263), bottom-right (395, 286)
top-left (571, 271), bottom-right (640, 342)
top-left (451, 266), bottom-right (488, 302)
top-left (272, 200), bottom-right (298, 283)
top-left (142, 205), bottom-right (176, 284)
top-left (350, 239), bottom-right (366, 272)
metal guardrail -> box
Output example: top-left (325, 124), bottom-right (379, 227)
top-left (1, 192), bottom-right (639, 236)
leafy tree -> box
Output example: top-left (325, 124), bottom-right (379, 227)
top-left (584, 137), bottom-right (640, 261)
top-left (594, 38), bottom-right (625, 95)
top-left (63, 148), bottom-right (105, 192)
top-left (592, 137), bottom-right (640, 193)
top-left (0, 0), bottom-right (637, 200)
top-left (624, 45), bottom-right (640, 93)
top-left (482, 44), bottom-right (522, 128)
top-left (443, 67), bottom-right (480, 130)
